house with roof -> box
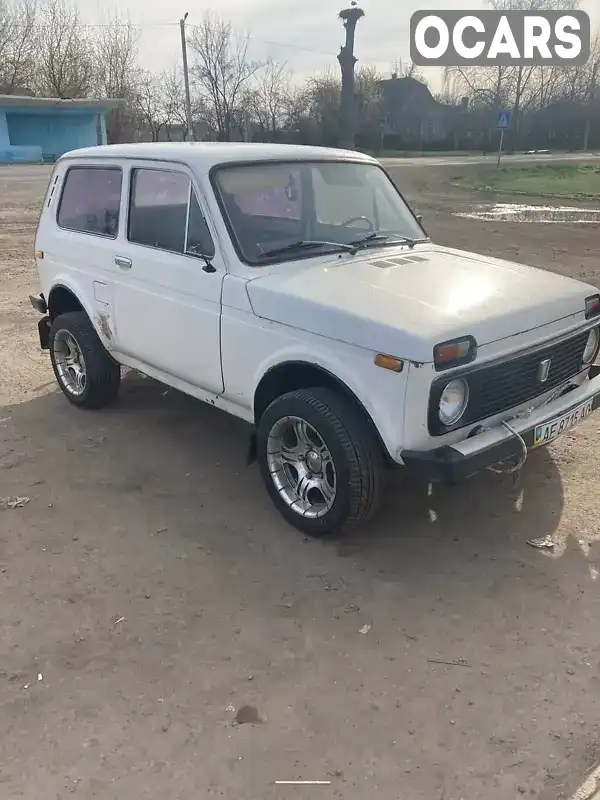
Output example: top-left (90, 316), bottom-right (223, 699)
top-left (377, 75), bottom-right (461, 149)
top-left (526, 98), bottom-right (600, 151)
top-left (0, 95), bottom-right (120, 164)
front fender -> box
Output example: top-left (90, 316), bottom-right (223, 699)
top-left (250, 341), bottom-right (408, 460)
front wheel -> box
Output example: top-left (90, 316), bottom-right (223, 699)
top-left (256, 388), bottom-right (384, 537)
top-left (49, 311), bottom-right (120, 409)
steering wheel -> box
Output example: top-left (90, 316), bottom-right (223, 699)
top-left (340, 215), bottom-right (374, 231)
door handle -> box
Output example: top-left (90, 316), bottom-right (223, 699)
top-left (115, 256), bottom-right (132, 269)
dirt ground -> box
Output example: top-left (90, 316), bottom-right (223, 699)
top-left (2, 162), bottom-right (600, 800)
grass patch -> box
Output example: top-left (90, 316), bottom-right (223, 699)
top-left (453, 163), bottom-right (600, 201)
top-left (363, 149), bottom-right (482, 159)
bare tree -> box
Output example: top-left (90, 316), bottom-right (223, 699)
top-left (188, 12), bottom-right (262, 141)
top-left (33, 0), bottom-right (94, 97)
top-left (160, 68), bottom-right (188, 137)
top-left (586, 32), bottom-right (600, 101)
top-left (487, 0), bottom-right (581, 130)
top-left (557, 32), bottom-right (600, 102)
top-left (444, 64), bottom-right (513, 110)
top-left (445, 0), bottom-right (581, 108)
top-left (133, 69), bottom-right (168, 141)
top-left (355, 65), bottom-right (383, 138)
top-left (529, 64), bottom-right (565, 109)
top-left (94, 12), bottom-right (139, 99)
top-left (283, 83), bottom-right (313, 141)
top-left (93, 12), bottom-right (141, 142)
top-left (0, 0), bottom-right (38, 93)
top-left (488, 0), bottom-right (578, 9)
top-left (159, 66), bottom-right (213, 140)
top-left (245, 58), bottom-right (291, 140)
top-left (305, 70), bottom-right (342, 145)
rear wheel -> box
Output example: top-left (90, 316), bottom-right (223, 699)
top-left (49, 311), bottom-right (120, 409)
top-left (256, 387), bottom-right (384, 537)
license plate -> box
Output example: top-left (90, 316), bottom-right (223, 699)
top-left (533, 399), bottom-right (594, 448)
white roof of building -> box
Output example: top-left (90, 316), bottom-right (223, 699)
top-left (0, 94), bottom-right (121, 110)
top-left (59, 141), bottom-right (378, 169)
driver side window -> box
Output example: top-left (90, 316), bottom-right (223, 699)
top-left (128, 168), bottom-right (215, 259)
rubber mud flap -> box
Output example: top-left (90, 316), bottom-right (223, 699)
top-left (38, 316), bottom-right (50, 349)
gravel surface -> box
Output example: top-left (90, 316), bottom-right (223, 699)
top-left (1, 162), bottom-right (600, 799)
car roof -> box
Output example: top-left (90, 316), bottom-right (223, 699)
top-left (59, 142), bottom-right (379, 170)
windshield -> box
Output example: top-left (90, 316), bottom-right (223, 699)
top-left (212, 160), bottom-right (427, 265)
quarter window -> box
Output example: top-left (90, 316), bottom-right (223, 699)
top-left (128, 168), bottom-right (215, 258)
top-left (187, 189), bottom-right (215, 258)
top-left (57, 167), bottom-right (122, 237)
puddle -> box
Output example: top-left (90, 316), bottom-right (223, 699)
top-left (455, 203), bottom-right (600, 224)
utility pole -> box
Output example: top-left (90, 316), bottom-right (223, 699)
top-left (179, 12), bottom-right (194, 141)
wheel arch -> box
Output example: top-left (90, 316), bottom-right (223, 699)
top-left (253, 360), bottom-right (393, 462)
top-left (47, 284), bottom-right (85, 320)
top-left (47, 282), bottom-right (113, 348)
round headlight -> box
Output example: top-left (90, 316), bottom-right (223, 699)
top-left (439, 378), bottom-right (469, 426)
top-left (583, 327), bottom-right (599, 365)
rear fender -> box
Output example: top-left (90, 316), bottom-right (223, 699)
top-left (47, 277), bottom-right (114, 350)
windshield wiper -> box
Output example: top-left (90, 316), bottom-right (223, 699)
top-left (260, 240), bottom-right (358, 259)
top-left (349, 231), bottom-right (427, 250)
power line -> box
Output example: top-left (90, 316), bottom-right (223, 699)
top-left (6, 21), bottom-right (180, 29)
top-left (4, 19), bottom-right (396, 65)
top-left (219, 30), bottom-right (340, 58)
top-left (4, 20), bottom-right (350, 58)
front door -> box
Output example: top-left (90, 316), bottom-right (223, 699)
top-left (111, 163), bottom-right (224, 394)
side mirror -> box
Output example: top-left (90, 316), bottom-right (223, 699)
top-left (416, 214), bottom-right (423, 225)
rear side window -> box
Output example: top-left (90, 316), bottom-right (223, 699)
top-left (57, 167), bottom-right (122, 238)
top-left (128, 168), bottom-right (215, 258)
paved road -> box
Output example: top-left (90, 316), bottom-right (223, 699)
top-left (381, 151), bottom-right (600, 167)
top-left (1, 150), bottom-right (599, 182)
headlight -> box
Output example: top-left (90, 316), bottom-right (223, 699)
top-left (439, 378), bottom-right (469, 426)
top-left (582, 327), bottom-right (599, 365)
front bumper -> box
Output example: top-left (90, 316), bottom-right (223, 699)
top-left (401, 371), bottom-right (600, 483)
top-left (29, 294), bottom-right (50, 349)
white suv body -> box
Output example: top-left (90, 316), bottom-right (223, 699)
top-left (30, 142), bottom-right (600, 535)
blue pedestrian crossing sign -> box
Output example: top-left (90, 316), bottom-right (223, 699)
top-left (497, 110), bottom-right (511, 130)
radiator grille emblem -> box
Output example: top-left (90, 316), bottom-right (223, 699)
top-left (538, 358), bottom-right (551, 383)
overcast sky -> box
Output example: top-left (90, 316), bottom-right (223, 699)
top-left (81, 0), bottom-right (600, 91)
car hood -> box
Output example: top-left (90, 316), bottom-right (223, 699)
top-left (245, 244), bottom-right (595, 362)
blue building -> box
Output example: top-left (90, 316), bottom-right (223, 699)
top-left (0, 95), bottom-right (119, 164)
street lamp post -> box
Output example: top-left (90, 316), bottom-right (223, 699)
top-left (179, 12), bottom-right (194, 141)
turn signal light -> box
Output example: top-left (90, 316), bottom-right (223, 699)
top-left (585, 294), bottom-right (600, 319)
top-left (374, 353), bottom-right (404, 373)
top-left (433, 336), bottom-right (477, 371)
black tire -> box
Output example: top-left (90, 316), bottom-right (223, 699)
top-left (256, 387), bottom-right (384, 537)
top-left (49, 311), bottom-right (121, 410)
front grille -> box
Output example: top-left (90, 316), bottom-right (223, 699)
top-left (469, 329), bottom-right (589, 419)
top-left (429, 328), bottom-right (592, 435)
